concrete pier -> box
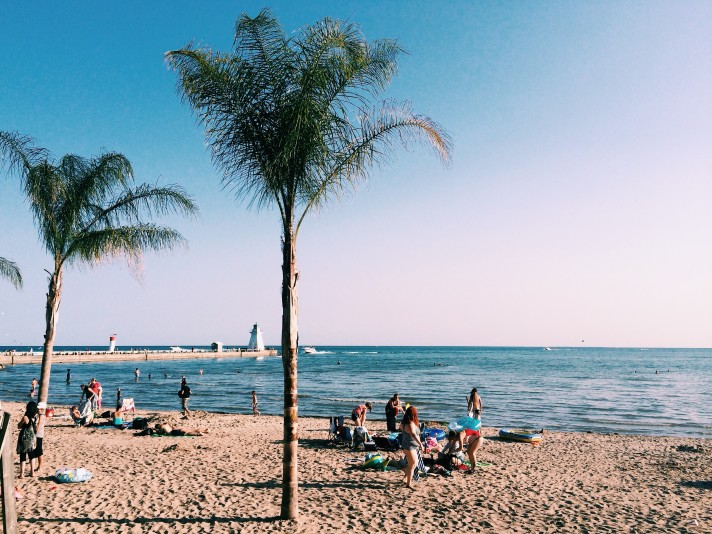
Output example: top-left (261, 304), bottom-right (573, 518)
top-left (0, 348), bottom-right (278, 366)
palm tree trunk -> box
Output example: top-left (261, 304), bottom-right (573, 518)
top-left (280, 225), bottom-right (299, 520)
top-left (37, 268), bottom-right (62, 405)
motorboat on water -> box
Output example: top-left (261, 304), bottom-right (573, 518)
top-left (303, 346), bottom-right (317, 354)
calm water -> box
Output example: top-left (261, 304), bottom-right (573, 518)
top-left (1, 346), bottom-right (710, 438)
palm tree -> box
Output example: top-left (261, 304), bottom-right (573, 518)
top-left (0, 257), bottom-right (22, 288)
top-left (167, 9), bottom-right (451, 519)
top-left (0, 130), bottom-right (198, 405)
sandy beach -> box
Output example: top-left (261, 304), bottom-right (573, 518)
top-left (2, 401), bottom-right (709, 533)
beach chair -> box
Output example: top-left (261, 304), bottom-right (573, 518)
top-left (329, 416), bottom-right (349, 445)
top-left (120, 398), bottom-right (136, 417)
top-left (328, 416), bottom-right (338, 441)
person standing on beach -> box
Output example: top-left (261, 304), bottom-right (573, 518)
top-left (30, 378), bottom-right (38, 397)
top-left (385, 393), bottom-right (402, 432)
top-left (80, 384), bottom-right (97, 411)
top-left (178, 381), bottom-right (191, 416)
top-left (116, 387), bottom-right (123, 410)
top-left (399, 406), bottom-right (424, 489)
top-left (89, 378), bottom-right (102, 409)
top-left (31, 403), bottom-right (47, 474)
top-left (16, 401), bottom-right (38, 478)
top-left (467, 388), bottom-right (482, 418)
top-left (252, 391), bottom-right (260, 415)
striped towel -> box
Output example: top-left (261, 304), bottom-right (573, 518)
top-left (412, 450), bottom-right (427, 482)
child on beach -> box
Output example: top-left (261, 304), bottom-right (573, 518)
top-left (31, 403), bottom-right (47, 474)
top-left (252, 391), bottom-right (260, 415)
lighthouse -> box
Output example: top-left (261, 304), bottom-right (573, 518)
top-left (247, 324), bottom-right (265, 351)
top-left (109, 334), bottom-right (117, 352)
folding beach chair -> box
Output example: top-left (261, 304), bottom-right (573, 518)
top-left (329, 416), bottom-right (348, 445)
top-left (120, 398), bottom-right (136, 417)
top-left (328, 416), bottom-right (338, 441)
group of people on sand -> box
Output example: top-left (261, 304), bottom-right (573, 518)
top-left (350, 387), bottom-right (485, 489)
top-left (16, 400), bottom-right (45, 478)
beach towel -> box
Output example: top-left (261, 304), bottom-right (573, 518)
top-left (412, 449), bottom-right (427, 482)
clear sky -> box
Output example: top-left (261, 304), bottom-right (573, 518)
top-left (1, 1), bottom-right (710, 348)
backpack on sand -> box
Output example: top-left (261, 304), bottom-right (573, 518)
top-left (17, 419), bottom-right (37, 454)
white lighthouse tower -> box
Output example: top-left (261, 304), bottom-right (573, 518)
top-left (247, 324), bottom-right (265, 351)
top-left (108, 334), bottom-right (117, 352)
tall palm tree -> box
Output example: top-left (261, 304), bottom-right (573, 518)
top-left (0, 257), bottom-right (22, 288)
top-left (167, 9), bottom-right (451, 519)
top-left (0, 130), bottom-right (198, 405)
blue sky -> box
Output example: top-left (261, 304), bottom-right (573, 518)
top-left (1, 1), bottom-right (710, 347)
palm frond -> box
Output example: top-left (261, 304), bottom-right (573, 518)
top-left (295, 101), bottom-right (452, 232)
top-left (0, 130), bottom-right (50, 181)
top-left (0, 256), bottom-right (22, 289)
top-left (67, 224), bottom-right (187, 266)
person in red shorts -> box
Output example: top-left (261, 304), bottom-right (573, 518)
top-left (448, 428), bottom-right (484, 473)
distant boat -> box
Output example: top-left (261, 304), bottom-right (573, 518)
top-left (303, 347), bottom-right (317, 354)
top-left (170, 346), bottom-right (184, 352)
top-left (544, 347), bottom-right (552, 351)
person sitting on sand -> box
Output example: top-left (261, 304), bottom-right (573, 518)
top-left (351, 402), bottom-right (372, 427)
top-left (70, 404), bottom-right (94, 426)
top-left (437, 430), bottom-right (466, 468)
top-left (154, 423), bottom-right (208, 436)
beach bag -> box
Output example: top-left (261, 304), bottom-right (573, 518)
top-left (353, 426), bottom-right (368, 446)
top-left (17, 420), bottom-right (37, 453)
top-left (132, 418), bottom-right (149, 430)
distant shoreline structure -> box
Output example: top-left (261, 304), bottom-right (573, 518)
top-left (0, 347), bottom-right (278, 365)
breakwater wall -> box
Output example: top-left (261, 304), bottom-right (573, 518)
top-left (0, 348), bottom-right (278, 366)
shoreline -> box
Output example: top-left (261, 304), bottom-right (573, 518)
top-left (1, 401), bottom-right (710, 532)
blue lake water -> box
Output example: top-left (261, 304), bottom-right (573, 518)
top-left (1, 346), bottom-right (710, 438)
